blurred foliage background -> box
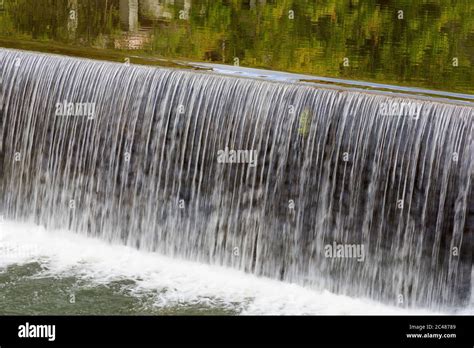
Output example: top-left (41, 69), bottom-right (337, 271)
top-left (0, 0), bottom-right (473, 93)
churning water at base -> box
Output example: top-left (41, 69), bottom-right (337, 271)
top-left (0, 48), bottom-right (473, 312)
top-left (0, 220), bottom-right (456, 315)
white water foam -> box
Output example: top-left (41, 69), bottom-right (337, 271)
top-left (0, 220), bottom-right (469, 315)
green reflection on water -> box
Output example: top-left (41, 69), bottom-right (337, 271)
top-left (0, 263), bottom-right (239, 315)
top-left (0, 0), bottom-right (473, 93)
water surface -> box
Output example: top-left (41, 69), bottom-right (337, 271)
top-left (0, 0), bottom-right (473, 93)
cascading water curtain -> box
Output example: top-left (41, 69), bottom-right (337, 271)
top-left (0, 49), bottom-right (473, 310)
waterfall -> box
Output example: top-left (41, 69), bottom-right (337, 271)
top-left (0, 48), bottom-right (472, 310)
